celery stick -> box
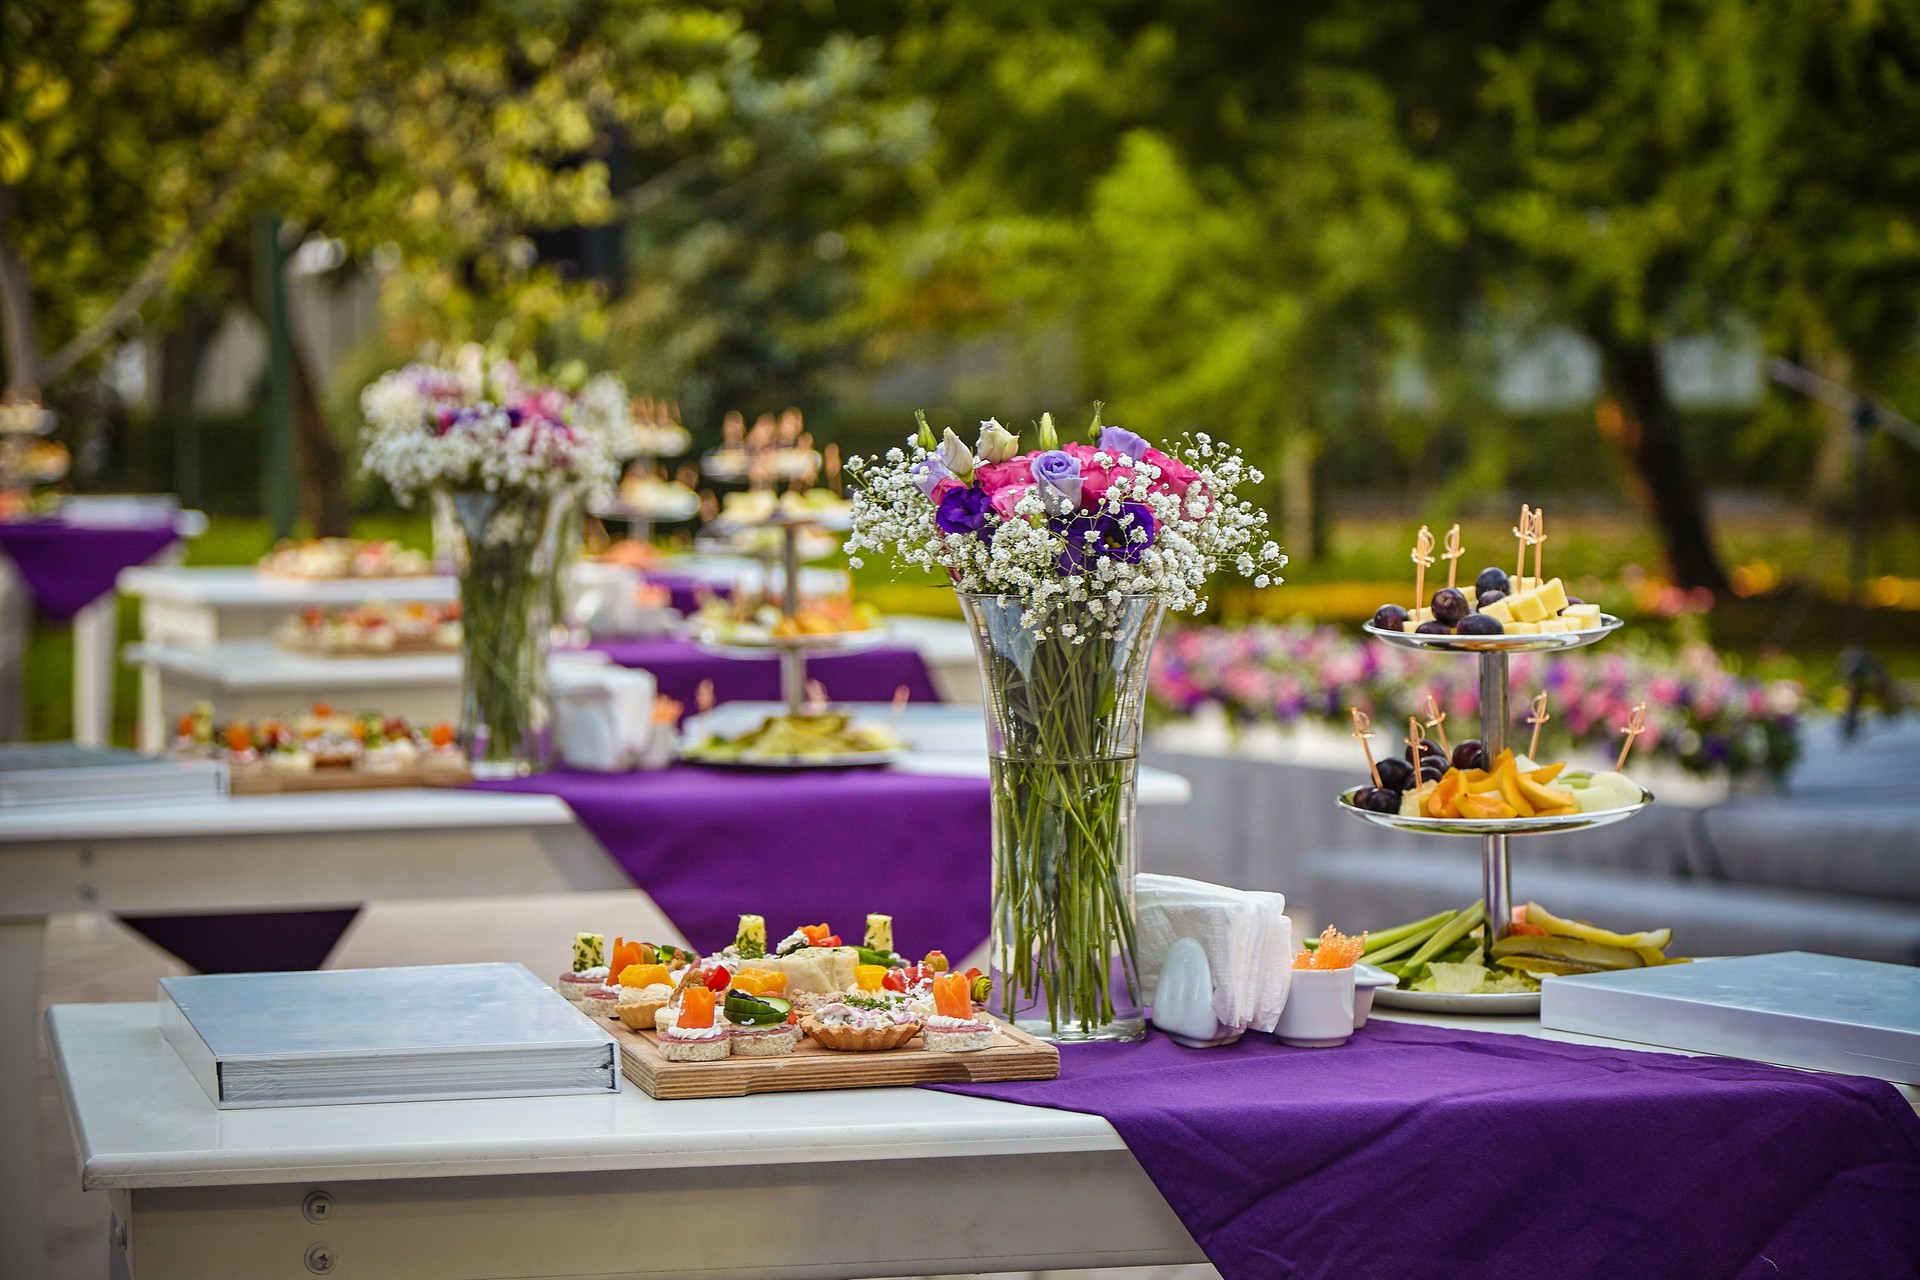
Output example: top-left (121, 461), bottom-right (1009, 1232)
top-left (1394, 900), bottom-right (1486, 984)
top-left (1359, 910), bottom-right (1455, 953)
top-left (1359, 923), bottom-right (1446, 966)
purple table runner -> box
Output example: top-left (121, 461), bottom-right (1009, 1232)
top-left (932, 1020), bottom-right (1920, 1279)
top-left (586, 636), bottom-right (941, 708)
top-left (0, 517), bottom-right (177, 620)
top-left (474, 765), bottom-right (990, 956)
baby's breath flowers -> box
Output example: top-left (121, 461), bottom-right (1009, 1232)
top-left (845, 407), bottom-right (1285, 636)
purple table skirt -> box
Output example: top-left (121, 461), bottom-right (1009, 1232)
top-left (586, 636), bottom-right (941, 708)
top-left (0, 517), bottom-right (177, 620)
top-left (474, 764), bottom-right (990, 957)
top-left (933, 1020), bottom-right (1920, 1279)
top-left (644, 569), bottom-right (727, 616)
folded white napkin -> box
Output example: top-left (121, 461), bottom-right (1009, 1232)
top-left (1135, 873), bottom-right (1293, 1033)
top-left (552, 664), bottom-right (660, 771)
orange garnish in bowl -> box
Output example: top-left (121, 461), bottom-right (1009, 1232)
top-left (1294, 926), bottom-right (1368, 970)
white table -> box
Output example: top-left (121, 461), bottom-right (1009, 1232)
top-left (51, 1001), bottom-right (1915, 1280)
top-left (1, 789), bottom-right (623, 1280)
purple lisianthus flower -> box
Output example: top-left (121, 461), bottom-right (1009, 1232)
top-left (1051, 501), bottom-right (1159, 572)
top-left (1097, 425), bottom-right (1150, 461)
top-left (912, 453), bottom-right (952, 499)
top-left (935, 485), bottom-right (993, 537)
top-left (1032, 450), bottom-right (1083, 515)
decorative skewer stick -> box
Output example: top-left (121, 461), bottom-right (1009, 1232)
top-left (1349, 708), bottom-right (1382, 788)
top-left (806, 679), bottom-right (830, 715)
top-left (1423, 694), bottom-right (1450, 755)
top-left (1442, 523), bottom-right (1464, 590)
top-left (1407, 715), bottom-right (1425, 772)
top-left (1616, 702), bottom-right (1648, 771)
top-left (1526, 691), bottom-right (1551, 759)
top-left (1531, 506), bottom-right (1547, 583)
top-left (696, 679), bottom-right (715, 715)
top-left (891, 684), bottom-right (910, 731)
top-left (1412, 525), bottom-right (1436, 611)
top-left (1513, 504), bottom-right (1532, 583)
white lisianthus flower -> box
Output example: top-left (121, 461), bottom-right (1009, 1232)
top-left (975, 419), bottom-right (1020, 463)
top-left (939, 428), bottom-right (975, 480)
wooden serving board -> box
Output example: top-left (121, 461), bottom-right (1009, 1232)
top-left (612, 1018), bottom-right (1059, 1100)
top-left (274, 635), bottom-right (459, 658)
top-left (226, 759), bottom-right (473, 794)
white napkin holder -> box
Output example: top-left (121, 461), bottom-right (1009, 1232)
top-left (1150, 937), bottom-right (1244, 1048)
top-left (552, 664), bottom-right (663, 772)
top-left (568, 561), bottom-right (682, 637)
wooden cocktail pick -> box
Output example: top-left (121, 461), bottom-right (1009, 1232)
top-left (1442, 523), bottom-right (1464, 590)
top-left (1349, 707), bottom-right (1382, 788)
top-left (696, 679), bottom-right (715, 714)
top-left (824, 443), bottom-right (842, 495)
top-left (806, 678), bottom-right (830, 714)
top-left (1412, 525), bottom-right (1436, 611)
top-left (1406, 715), bottom-right (1425, 774)
top-left (1616, 702), bottom-right (1648, 771)
top-left (1526, 691), bottom-right (1551, 759)
top-left (1512, 505), bottom-right (1533, 583)
top-left (1532, 506), bottom-right (1548, 583)
top-left (1423, 694), bottom-right (1450, 755)
top-left (892, 684), bottom-right (911, 723)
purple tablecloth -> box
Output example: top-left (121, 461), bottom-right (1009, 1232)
top-left (931, 1020), bottom-right (1920, 1279)
top-left (474, 765), bottom-right (991, 956)
top-left (645, 569), bottom-right (728, 616)
top-left (586, 636), bottom-right (941, 708)
top-left (0, 517), bottom-right (177, 620)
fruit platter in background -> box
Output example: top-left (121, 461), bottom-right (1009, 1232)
top-left (690, 594), bottom-right (882, 648)
top-left (1333, 900), bottom-right (1685, 1011)
top-left (681, 705), bottom-right (905, 768)
top-left (255, 537), bottom-right (433, 579)
top-left (273, 601), bottom-right (461, 656)
top-left (1148, 623), bottom-right (1802, 781)
top-left (611, 469), bottom-right (701, 522)
top-left (554, 917), bottom-right (1057, 1099)
top-left (168, 701), bottom-right (469, 792)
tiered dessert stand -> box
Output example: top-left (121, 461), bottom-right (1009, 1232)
top-left (1338, 614), bottom-right (1654, 1013)
top-left (0, 400), bottom-right (66, 512)
top-left (591, 423), bottom-right (697, 543)
top-left (690, 506), bottom-right (880, 718)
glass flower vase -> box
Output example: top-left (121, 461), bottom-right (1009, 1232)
top-left (959, 591), bottom-right (1166, 1043)
top-left (434, 488), bottom-right (567, 777)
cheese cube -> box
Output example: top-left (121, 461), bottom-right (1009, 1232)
top-left (573, 933), bottom-right (605, 972)
top-left (1482, 597), bottom-right (1514, 623)
top-left (1513, 576), bottom-right (1541, 594)
top-left (1462, 586), bottom-right (1479, 608)
top-left (735, 914), bottom-right (767, 957)
top-left (1510, 589), bottom-right (1550, 623)
top-left (1402, 622), bottom-right (1420, 633)
top-left (864, 913), bottom-right (893, 953)
top-left (1535, 577), bottom-right (1569, 616)
top-left (1538, 618), bottom-right (1571, 633)
top-left (1564, 604), bottom-right (1602, 627)
top-left (1506, 620), bottom-right (1540, 634)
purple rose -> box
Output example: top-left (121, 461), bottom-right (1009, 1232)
top-left (935, 485), bottom-right (993, 536)
top-left (1031, 449), bottom-right (1083, 515)
top-left (1052, 501), bottom-right (1158, 572)
top-left (1098, 425), bottom-right (1150, 462)
top-left (912, 454), bottom-right (952, 499)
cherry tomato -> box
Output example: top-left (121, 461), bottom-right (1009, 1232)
top-left (704, 965), bottom-right (731, 991)
top-left (821, 935), bottom-right (842, 948)
top-left (964, 967), bottom-right (983, 981)
top-left (881, 970), bottom-right (907, 993)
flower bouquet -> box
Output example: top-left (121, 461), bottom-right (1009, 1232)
top-left (360, 345), bottom-right (629, 775)
top-left (848, 408), bottom-right (1283, 1040)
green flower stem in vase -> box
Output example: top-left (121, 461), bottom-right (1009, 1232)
top-left (435, 488), bottom-right (568, 777)
top-left (961, 592), bottom-right (1165, 1042)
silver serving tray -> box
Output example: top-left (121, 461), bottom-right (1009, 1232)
top-left (1361, 613), bottom-right (1623, 654)
top-left (1373, 987), bottom-right (1541, 1015)
top-left (679, 745), bottom-right (903, 770)
top-left (1336, 785), bottom-right (1654, 836)
top-left (692, 626), bottom-right (891, 658)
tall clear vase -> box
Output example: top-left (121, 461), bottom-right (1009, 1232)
top-left (434, 488), bottom-right (567, 777)
top-left (959, 592), bottom-right (1166, 1043)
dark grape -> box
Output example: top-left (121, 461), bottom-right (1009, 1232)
top-left (1451, 739), bottom-right (1490, 772)
top-left (1430, 587), bottom-right (1470, 626)
top-left (1351, 786), bottom-right (1377, 810)
top-left (1456, 612), bottom-right (1504, 636)
top-left (1375, 757), bottom-right (1415, 790)
top-left (1419, 759), bottom-right (1449, 783)
top-left (1371, 604), bottom-right (1409, 631)
top-left (1475, 567), bottom-right (1510, 597)
top-left (1362, 787), bottom-right (1403, 813)
top-left (1476, 588), bottom-right (1505, 607)
top-left (1414, 620), bottom-right (1452, 635)
top-left (1404, 738), bottom-right (1447, 765)
top-left (1565, 596), bottom-right (1585, 606)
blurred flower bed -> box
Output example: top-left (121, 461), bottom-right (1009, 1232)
top-left (1148, 622), bottom-right (1804, 781)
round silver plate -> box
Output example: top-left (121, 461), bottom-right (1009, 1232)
top-left (679, 745), bottom-right (903, 770)
top-left (1361, 614), bottom-right (1624, 654)
top-left (1372, 987), bottom-right (1541, 1015)
top-left (588, 497), bottom-right (700, 523)
top-left (1336, 785), bottom-right (1654, 836)
top-left (692, 626), bottom-right (891, 659)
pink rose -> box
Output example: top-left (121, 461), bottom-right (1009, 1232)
top-left (990, 483), bottom-right (1034, 520)
top-left (1142, 447), bottom-right (1202, 498)
top-left (929, 475), bottom-right (963, 504)
top-left (975, 456), bottom-right (1033, 494)
top-left (1062, 442), bottom-right (1120, 507)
